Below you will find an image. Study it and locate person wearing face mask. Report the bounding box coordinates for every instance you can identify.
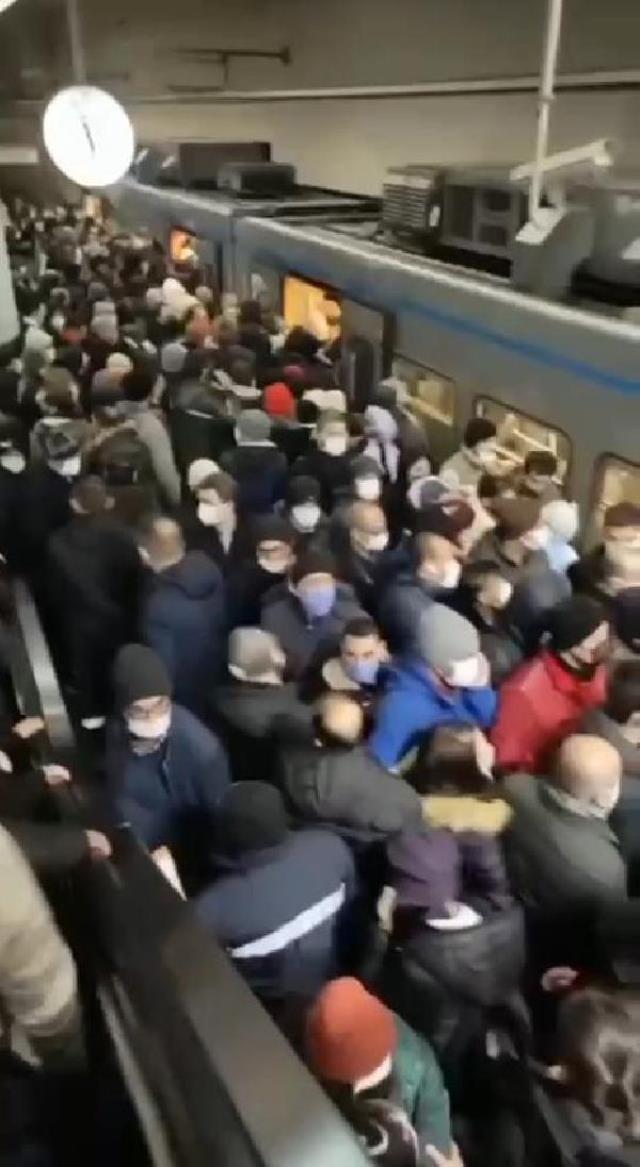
[458,561,522,685]
[0,414,28,570]
[220,408,288,518]
[570,503,640,601]
[542,498,580,576]
[503,736,626,967]
[180,464,246,572]
[492,597,610,774]
[439,419,498,492]
[292,411,355,512]
[23,426,83,578]
[512,450,562,504]
[138,516,227,714]
[278,693,422,841]
[283,476,330,552]
[302,616,390,710]
[369,604,497,771]
[261,549,365,682]
[329,455,388,550]
[336,501,410,618]
[106,644,230,891]
[212,628,313,782]
[470,496,551,586]
[226,514,298,628]
[378,528,464,655]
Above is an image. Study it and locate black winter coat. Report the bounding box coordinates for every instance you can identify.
[261,582,365,681]
[211,679,313,782]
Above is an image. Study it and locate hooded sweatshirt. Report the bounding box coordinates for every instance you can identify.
[369,659,498,769]
[142,552,227,714]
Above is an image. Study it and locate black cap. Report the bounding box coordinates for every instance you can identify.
[549,596,607,653]
[112,644,172,711]
[291,549,336,584]
[215,782,288,855]
[251,514,296,547]
[287,476,321,506]
[351,454,383,482]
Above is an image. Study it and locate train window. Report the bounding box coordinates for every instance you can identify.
[475,397,570,479]
[283,276,341,342]
[392,357,456,426]
[170,229,198,265]
[592,455,640,525]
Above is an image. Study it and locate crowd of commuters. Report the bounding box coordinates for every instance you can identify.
[2,199,640,1166]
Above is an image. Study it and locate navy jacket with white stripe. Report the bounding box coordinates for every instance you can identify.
[195,828,358,1001]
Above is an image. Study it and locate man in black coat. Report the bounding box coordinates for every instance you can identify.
[212,627,313,781]
[48,476,142,727]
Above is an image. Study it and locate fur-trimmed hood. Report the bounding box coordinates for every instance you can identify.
[422,795,512,835]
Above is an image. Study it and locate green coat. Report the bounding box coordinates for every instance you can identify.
[394,1016,451,1155]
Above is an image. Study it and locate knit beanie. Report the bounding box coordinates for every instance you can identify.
[112,644,172,712]
[305,978,397,1087]
[236,409,271,443]
[161,341,188,375]
[493,497,542,539]
[92,316,119,346]
[263,381,296,419]
[228,628,282,680]
[387,829,459,918]
[291,549,336,585]
[216,782,288,855]
[548,596,607,653]
[252,514,295,548]
[416,604,480,672]
[187,458,220,492]
[351,455,383,483]
[416,499,475,542]
[87,280,109,304]
[92,299,117,319]
[464,418,496,450]
[286,476,321,506]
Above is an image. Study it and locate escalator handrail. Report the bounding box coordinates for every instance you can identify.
[10,577,370,1167]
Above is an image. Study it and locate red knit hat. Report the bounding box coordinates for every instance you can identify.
[263,381,296,419]
[305,978,397,1086]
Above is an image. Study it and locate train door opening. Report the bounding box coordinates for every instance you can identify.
[170,228,222,296]
[340,299,392,411]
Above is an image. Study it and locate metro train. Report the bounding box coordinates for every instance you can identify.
[109,175,640,542]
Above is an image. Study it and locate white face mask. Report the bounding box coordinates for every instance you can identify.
[440,560,462,590]
[52,454,81,478]
[522,525,549,551]
[51,313,65,332]
[0,451,25,475]
[257,556,290,575]
[493,578,513,608]
[126,711,171,741]
[198,501,225,527]
[291,503,321,532]
[366,531,390,553]
[355,477,381,501]
[321,435,347,457]
[473,441,497,467]
[445,655,481,688]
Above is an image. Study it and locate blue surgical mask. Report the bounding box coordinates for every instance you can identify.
[298,583,336,620]
[344,657,380,686]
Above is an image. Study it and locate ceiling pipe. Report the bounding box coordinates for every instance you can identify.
[529,0,564,221]
[65,0,86,85]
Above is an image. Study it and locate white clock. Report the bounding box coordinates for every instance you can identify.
[0,0,20,13]
[43,85,135,188]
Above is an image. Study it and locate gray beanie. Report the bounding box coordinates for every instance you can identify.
[161,341,188,375]
[416,604,480,671]
[23,326,52,354]
[228,628,282,680]
[92,299,117,319]
[92,315,119,345]
[236,409,271,444]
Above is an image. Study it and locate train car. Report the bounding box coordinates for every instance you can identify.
[107,177,640,543]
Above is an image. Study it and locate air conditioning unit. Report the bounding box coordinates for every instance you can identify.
[217,161,296,197]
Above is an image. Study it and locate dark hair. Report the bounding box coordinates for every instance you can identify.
[412,723,492,796]
[524,450,557,477]
[477,472,502,501]
[332,1091,418,1167]
[70,475,110,515]
[122,368,154,403]
[229,356,256,386]
[238,299,263,326]
[342,616,379,641]
[285,327,320,361]
[297,399,319,425]
[558,989,640,1140]
[204,471,236,504]
[462,559,507,593]
[463,418,496,449]
[606,660,640,724]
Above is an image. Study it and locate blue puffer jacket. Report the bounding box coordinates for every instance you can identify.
[195,828,358,1001]
[106,704,230,868]
[369,658,498,769]
[142,552,227,714]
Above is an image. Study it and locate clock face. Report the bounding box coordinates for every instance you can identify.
[43,86,135,188]
[0,0,20,13]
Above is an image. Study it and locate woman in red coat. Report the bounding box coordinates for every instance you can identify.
[492,597,609,774]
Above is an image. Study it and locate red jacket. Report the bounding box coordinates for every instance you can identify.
[491,650,607,774]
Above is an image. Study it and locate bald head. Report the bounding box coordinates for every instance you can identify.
[140,516,185,571]
[555,734,622,814]
[348,501,388,556]
[318,694,364,747]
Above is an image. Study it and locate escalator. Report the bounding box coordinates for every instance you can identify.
[8,577,369,1167]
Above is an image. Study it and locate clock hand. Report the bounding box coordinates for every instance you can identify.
[80,116,95,153]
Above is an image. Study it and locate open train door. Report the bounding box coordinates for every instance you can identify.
[340,300,393,412]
